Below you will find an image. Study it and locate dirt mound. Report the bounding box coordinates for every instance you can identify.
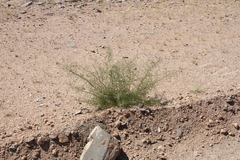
[1,90,239,159]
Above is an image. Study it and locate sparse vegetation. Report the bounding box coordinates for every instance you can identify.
[63,48,161,110]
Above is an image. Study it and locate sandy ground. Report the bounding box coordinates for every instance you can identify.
[0,0,240,159]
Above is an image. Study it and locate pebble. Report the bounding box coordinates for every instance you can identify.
[232,123,239,130]
[21,156,27,160]
[229,132,235,136]
[114,120,123,129]
[39,104,44,107]
[220,129,228,135]
[20,1,32,7]
[158,145,166,152]
[20,11,27,14]
[36,99,42,102]
[49,134,58,140]
[37,136,49,145]
[66,44,75,47]
[176,129,183,138]
[52,149,58,156]
[142,138,151,144]
[9,146,17,152]
[226,99,235,106]
[207,119,216,127]
[55,103,61,106]
[112,130,120,140]
[25,136,35,144]
[64,130,71,137]
[75,110,82,115]
[58,133,69,143]
[218,116,224,120]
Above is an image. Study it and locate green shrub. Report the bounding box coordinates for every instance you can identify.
[64,48,161,110]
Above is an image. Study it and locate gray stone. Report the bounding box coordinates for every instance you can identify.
[36,99,42,102]
[9,146,17,152]
[80,126,121,160]
[20,1,32,7]
[55,103,61,106]
[20,11,27,14]
[176,129,183,138]
[67,43,76,47]
[75,110,82,115]
[39,104,44,107]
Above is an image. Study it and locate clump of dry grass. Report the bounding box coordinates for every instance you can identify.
[64,48,161,110]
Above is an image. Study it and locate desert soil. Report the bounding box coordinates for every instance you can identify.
[0,0,240,159]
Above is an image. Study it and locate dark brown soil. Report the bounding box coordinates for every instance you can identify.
[1,89,240,160]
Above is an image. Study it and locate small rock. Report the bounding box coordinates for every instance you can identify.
[114,120,121,128]
[40,113,44,117]
[229,132,235,136]
[58,116,64,120]
[112,130,120,140]
[55,103,61,106]
[207,119,216,127]
[159,99,169,105]
[158,145,166,152]
[63,147,68,152]
[39,104,44,107]
[142,138,151,144]
[143,127,151,133]
[25,136,35,144]
[36,99,42,102]
[21,156,27,160]
[52,149,58,156]
[163,123,169,132]
[20,1,32,7]
[218,116,224,120]
[9,146,17,152]
[20,11,27,14]
[64,130,71,137]
[58,134,69,143]
[32,150,40,158]
[49,144,55,151]
[156,135,164,141]
[37,136,49,145]
[80,126,121,160]
[66,44,75,47]
[75,110,82,115]
[176,129,183,138]
[49,134,58,140]
[226,99,235,106]
[27,126,32,129]
[220,129,228,135]
[232,123,239,130]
